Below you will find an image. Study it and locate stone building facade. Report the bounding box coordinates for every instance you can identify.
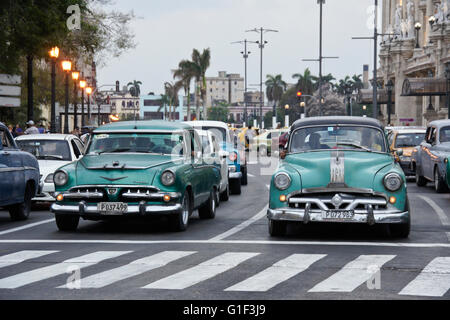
[380,0,450,126]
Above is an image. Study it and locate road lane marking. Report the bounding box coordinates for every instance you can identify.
[0,250,58,269]
[209,205,268,241]
[418,195,450,226]
[1,239,450,248]
[66,251,196,289]
[247,173,256,178]
[0,251,130,289]
[308,255,396,293]
[0,218,55,236]
[143,252,259,290]
[225,254,326,292]
[399,257,450,297]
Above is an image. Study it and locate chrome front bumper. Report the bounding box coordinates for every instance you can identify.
[33,182,55,202]
[51,201,183,217]
[229,172,242,179]
[267,208,410,225]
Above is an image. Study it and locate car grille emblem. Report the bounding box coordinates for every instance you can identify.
[107,188,118,195]
[331,194,343,208]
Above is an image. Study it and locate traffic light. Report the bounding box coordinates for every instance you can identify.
[297,91,302,98]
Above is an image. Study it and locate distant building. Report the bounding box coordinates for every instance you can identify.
[200,71,245,107]
[140,94,192,121]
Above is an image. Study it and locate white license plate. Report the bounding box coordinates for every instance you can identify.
[97,202,128,215]
[322,210,354,221]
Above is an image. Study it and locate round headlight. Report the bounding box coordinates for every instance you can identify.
[161,170,176,186]
[274,172,291,190]
[384,173,403,192]
[53,171,68,186]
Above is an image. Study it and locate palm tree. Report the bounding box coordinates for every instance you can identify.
[164,81,182,121]
[190,48,211,120]
[173,60,195,121]
[351,74,364,91]
[127,80,142,97]
[265,74,287,124]
[292,68,317,95]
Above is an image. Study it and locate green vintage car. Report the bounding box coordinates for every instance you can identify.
[50,121,221,232]
[267,117,410,238]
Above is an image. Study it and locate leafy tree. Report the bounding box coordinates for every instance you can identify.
[207,103,228,122]
[127,80,142,97]
[164,81,181,121]
[190,48,211,120]
[173,60,195,121]
[292,68,317,95]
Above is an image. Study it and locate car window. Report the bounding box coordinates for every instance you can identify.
[71,140,81,159]
[16,140,71,161]
[74,139,85,154]
[429,127,437,144]
[395,133,426,148]
[290,126,386,153]
[439,126,450,143]
[0,129,14,148]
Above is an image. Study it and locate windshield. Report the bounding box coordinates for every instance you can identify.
[86,132,185,155]
[17,140,71,161]
[289,126,387,153]
[440,126,450,143]
[395,132,425,148]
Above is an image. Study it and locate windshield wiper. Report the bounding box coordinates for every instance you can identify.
[336,143,372,152]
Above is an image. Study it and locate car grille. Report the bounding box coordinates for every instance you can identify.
[118,187,160,202]
[288,192,388,211]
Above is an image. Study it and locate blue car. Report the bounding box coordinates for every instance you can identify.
[185,121,248,195]
[0,122,41,220]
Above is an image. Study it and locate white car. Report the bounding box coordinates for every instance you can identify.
[15,134,85,202]
[196,129,229,201]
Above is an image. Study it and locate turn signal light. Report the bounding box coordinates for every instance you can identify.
[279,195,287,202]
[389,196,396,204]
[163,195,171,202]
[56,194,64,201]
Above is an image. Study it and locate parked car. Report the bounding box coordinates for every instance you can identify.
[196,129,229,201]
[0,122,40,220]
[267,116,410,238]
[185,121,247,194]
[387,127,426,176]
[50,121,221,232]
[411,119,450,193]
[252,129,288,156]
[15,134,85,202]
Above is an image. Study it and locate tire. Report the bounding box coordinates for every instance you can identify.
[415,166,427,187]
[241,166,248,186]
[199,188,217,219]
[229,178,241,195]
[268,219,287,237]
[220,183,229,202]
[389,221,410,238]
[169,191,190,232]
[434,167,448,193]
[9,184,33,221]
[55,214,80,231]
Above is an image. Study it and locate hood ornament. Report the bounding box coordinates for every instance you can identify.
[331,194,343,208]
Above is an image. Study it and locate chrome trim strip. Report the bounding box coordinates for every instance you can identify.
[68,185,161,192]
[63,192,104,199]
[51,203,182,215]
[229,172,243,179]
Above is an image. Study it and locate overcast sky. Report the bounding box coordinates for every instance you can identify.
[97,0,380,95]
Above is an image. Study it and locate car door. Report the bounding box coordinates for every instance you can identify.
[0,127,24,203]
[70,138,82,161]
[188,130,206,206]
[74,138,85,157]
[212,133,228,192]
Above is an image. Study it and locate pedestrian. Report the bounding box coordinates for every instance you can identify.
[38,123,46,134]
[14,124,23,136]
[72,126,80,137]
[8,124,14,136]
[24,120,40,135]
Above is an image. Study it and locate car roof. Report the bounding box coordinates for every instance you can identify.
[395,129,426,134]
[184,120,229,130]
[429,119,450,128]
[15,134,75,141]
[94,120,192,132]
[291,116,384,131]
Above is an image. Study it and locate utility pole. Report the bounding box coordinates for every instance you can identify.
[246,27,278,128]
[303,0,338,116]
[232,39,257,127]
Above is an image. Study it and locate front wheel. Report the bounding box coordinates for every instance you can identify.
[55,214,80,231]
[389,222,410,238]
[169,191,190,232]
[220,183,229,202]
[9,184,32,221]
[268,219,287,237]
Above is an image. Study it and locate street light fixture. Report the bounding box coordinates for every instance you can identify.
[386,79,394,125]
[86,86,93,124]
[415,22,422,48]
[429,16,436,26]
[61,60,72,134]
[71,71,80,130]
[48,46,59,133]
[79,80,86,127]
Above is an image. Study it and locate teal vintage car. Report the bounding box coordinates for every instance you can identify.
[50,121,221,232]
[267,117,410,238]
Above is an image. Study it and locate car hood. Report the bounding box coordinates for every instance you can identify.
[285,150,393,190]
[38,160,71,179]
[74,154,182,186]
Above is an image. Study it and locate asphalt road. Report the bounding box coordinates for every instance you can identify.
[0,158,449,300]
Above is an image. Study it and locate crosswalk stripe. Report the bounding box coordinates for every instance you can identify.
[143,252,259,290]
[66,251,196,289]
[308,255,396,293]
[399,257,450,297]
[0,250,58,269]
[225,254,326,292]
[0,251,131,289]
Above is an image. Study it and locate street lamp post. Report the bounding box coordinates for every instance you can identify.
[345,87,353,116]
[86,87,92,125]
[386,79,393,125]
[415,23,422,48]
[49,47,59,133]
[427,70,434,111]
[284,104,290,127]
[71,71,80,130]
[61,60,72,134]
[446,63,450,119]
[79,80,86,127]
